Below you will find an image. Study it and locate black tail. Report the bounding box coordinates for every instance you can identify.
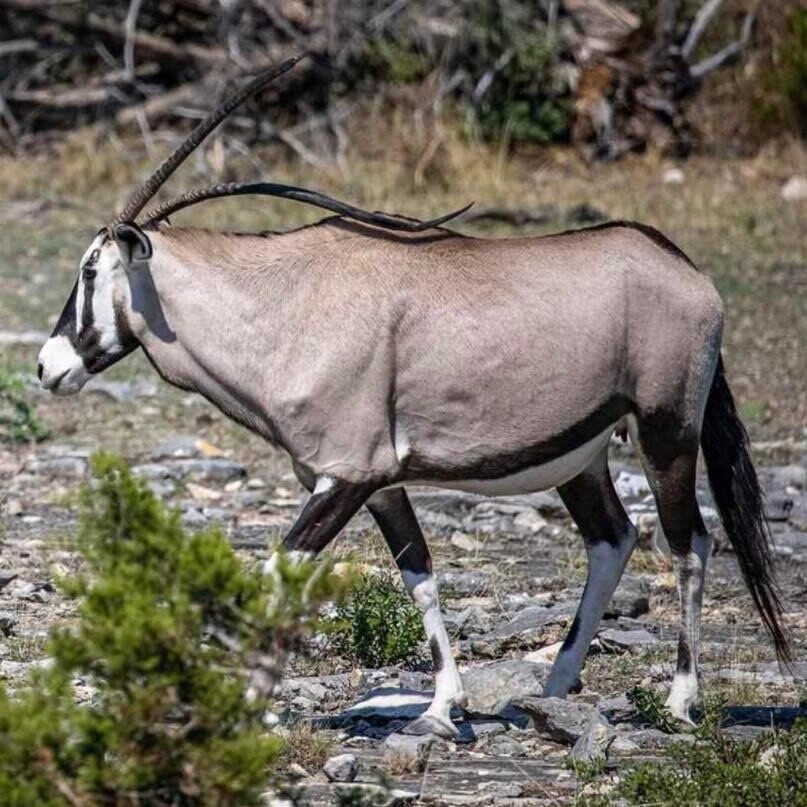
[700,356,790,663]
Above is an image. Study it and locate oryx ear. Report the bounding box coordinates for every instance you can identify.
[112,223,153,266]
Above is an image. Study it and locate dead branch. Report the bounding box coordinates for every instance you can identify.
[690,4,756,79]
[115,82,203,126]
[681,0,725,60]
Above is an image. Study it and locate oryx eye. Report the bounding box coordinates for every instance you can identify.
[83,267,97,280]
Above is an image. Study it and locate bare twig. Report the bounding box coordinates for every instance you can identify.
[690,4,756,79]
[682,0,725,60]
[123,0,145,80]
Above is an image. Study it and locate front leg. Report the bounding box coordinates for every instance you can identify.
[367,487,467,739]
[263,476,377,574]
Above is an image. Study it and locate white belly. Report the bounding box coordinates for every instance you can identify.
[407,423,615,496]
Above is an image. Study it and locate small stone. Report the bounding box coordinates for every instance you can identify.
[524,641,563,664]
[322,753,358,782]
[3,499,23,517]
[0,611,18,636]
[383,732,440,773]
[571,713,613,763]
[662,167,685,185]
[513,696,598,744]
[477,733,527,757]
[287,762,311,780]
[450,531,482,552]
[0,571,18,591]
[513,509,548,533]
[781,175,807,202]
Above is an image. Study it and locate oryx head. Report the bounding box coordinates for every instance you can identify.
[38,52,468,395]
[38,54,306,395]
[37,224,152,394]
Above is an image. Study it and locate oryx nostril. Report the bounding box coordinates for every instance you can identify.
[37,362,44,381]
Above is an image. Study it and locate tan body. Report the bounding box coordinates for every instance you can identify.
[134,220,722,490]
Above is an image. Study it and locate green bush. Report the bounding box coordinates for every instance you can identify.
[0,368,47,443]
[764,7,807,138]
[332,570,423,668]
[579,691,807,807]
[0,453,341,806]
[626,685,679,734]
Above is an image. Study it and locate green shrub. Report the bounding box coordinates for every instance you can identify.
[332,570,423,668]
[0,368,48,443]
[608,719,807,806]
[769,8,807,137]
[0,453,341,806]
[626,685,679,734]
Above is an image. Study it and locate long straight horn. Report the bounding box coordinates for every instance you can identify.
[113,53,307,226]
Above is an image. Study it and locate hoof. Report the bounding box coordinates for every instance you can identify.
[402,713,458,739]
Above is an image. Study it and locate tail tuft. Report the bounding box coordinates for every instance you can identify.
[700,357,791,664]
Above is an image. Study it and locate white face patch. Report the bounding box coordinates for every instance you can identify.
[76,236,124,354]
[37,334,90,395]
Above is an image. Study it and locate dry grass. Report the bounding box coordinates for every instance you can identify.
[277,720,334,776]
[0,120,804,439]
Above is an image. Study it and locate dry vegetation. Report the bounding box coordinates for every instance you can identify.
[1,114,803,440]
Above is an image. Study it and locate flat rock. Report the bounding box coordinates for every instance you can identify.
[468,603,575,657]
[148,436,225,461]
[571,713,613,763]
[624,729,694,749]
[25,456,88,478]
[513,696,599,744]
[598,628,658,652]
[132,458,246,483]
[462,659,548,716]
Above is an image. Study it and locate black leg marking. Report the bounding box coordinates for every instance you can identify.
[282,479,377,555]
[429,636,444,673]
[561,615,581,651]
[543,449,637,698]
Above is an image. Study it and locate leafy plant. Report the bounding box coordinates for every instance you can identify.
[0,368,48,443]
[331,570,423,668]
[0,453,342,805]
[605,719,807,806]
[627,685,680,734]
[758,7,807,138]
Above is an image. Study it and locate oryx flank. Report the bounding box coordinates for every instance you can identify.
[39,54,789,738]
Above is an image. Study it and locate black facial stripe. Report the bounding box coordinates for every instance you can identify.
[50,280,79,343]
[81,266,95,331]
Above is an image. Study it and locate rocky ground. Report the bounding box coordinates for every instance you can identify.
[1,340,806,805]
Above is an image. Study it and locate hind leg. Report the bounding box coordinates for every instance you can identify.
[637,423,712,723]
[544,449,638,697]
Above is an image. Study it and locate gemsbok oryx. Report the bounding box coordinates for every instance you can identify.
[38,54,789,738]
